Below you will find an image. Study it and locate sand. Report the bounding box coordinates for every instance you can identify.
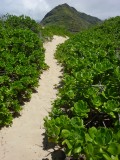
[0,36,67,160]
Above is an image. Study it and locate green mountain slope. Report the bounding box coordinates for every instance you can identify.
[40,3,101,33]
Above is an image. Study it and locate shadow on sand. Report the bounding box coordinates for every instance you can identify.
[42,132,66,160]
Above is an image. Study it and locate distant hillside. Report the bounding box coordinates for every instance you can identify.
[40,3,102,33]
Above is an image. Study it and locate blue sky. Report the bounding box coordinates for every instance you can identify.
[0,0,120,20]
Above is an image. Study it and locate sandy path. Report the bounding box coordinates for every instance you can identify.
[0,36,67,160]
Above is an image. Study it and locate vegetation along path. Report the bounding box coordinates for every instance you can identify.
[0,36,67,160]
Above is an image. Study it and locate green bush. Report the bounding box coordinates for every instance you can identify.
[0,15,46,126]
[44,16,120,159]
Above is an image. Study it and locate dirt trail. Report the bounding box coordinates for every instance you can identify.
[0,36,67,160]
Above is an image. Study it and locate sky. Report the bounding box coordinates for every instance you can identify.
[0,0,120,21]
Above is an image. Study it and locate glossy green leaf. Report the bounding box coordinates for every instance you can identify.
[72,100,90,117]
[108,143,120,155]
[61,129,71,138]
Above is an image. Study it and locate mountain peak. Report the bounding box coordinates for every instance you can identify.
[60,3,69,6]
[40,4,101,33]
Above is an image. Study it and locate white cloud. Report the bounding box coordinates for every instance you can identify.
[0,0,120,20]
[23,0,38,10]
[22,0,50,11]
[0,0,51,20]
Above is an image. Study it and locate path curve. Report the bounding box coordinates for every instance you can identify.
[0,36,67,160]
